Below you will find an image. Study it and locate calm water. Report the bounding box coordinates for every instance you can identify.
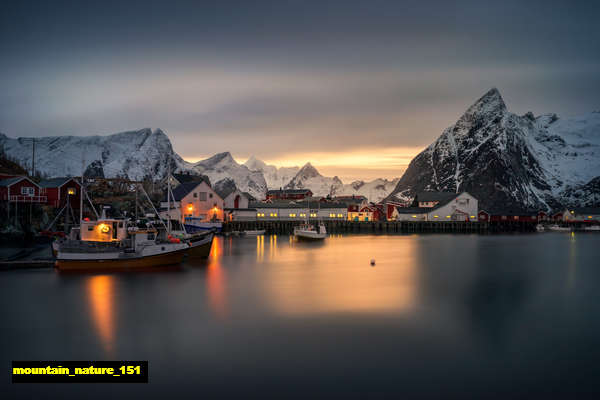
[2,233,600,398]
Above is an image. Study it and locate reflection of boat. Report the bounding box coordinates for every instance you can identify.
[548,224,571,232]
[243,230,265,236]
[536,224,545,232]
[183,217,222,233]
[294,223,327,240]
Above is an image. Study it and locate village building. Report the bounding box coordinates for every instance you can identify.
[391,192,478,221]
[552,207,600,222]
[266,188,313,201]
[0,174,45,204]
[160,178,225,223]
[478,208,543,223]
[227,200,348,221]
[170,172,211,188]
[39,177,82,209]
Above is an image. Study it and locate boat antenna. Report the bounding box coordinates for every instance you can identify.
[138,183,169,232]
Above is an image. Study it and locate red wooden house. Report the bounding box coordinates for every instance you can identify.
[266,189,313,201]
[0,174,45,204]
[39,177,82,209]
[478,209,541,222]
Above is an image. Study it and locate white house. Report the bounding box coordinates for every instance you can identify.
[391,192,478,221]
[160,178,225,223]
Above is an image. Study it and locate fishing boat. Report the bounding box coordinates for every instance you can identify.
[170,230,214,258]
[55,220,189,270]
[294,222,327,240]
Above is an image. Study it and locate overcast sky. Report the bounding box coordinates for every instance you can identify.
[1,0,599,181]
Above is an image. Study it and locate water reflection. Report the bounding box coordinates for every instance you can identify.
[86,275,115,356]
[206,238,228,319]
[263,235,417,315]
[567,232,577,290]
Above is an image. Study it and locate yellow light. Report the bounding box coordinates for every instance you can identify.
[570,210,574,214]
[187,203,193,212]
[67,188,76,195]
[470,215,475,218]
[99,224,110,233]
[412,215,417,218]
[589,216,592,219]
[446,216,450,218]
[434,215,438,218]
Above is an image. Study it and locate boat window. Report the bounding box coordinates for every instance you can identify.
[118,222,123,228]
[88,226,94,231]
[148,233,155,240]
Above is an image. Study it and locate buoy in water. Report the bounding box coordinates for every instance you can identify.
[370,259,376,266]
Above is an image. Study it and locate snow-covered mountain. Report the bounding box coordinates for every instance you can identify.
[0,128,188,180]
[388,88,600,210]
[243,156,299,189]
[285,162,344,197]
[339,178,400,203]
[190,152,267,200]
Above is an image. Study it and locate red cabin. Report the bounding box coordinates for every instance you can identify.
[39,177,82,209]
[266,189,313,201]
[0,174,45,203]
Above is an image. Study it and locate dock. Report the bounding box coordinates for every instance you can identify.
[223,220,536,234]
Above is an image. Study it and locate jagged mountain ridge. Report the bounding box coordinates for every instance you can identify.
[0,128,188,181]
[285,162,344,197]
[243,156,299,189]
[388,88,600,210]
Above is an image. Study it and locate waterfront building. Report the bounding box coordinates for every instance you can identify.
[228,200,348,221]
[478,209,542,222]
[0,174,45,204]
[266,188,313,201]
[160,178,225,222]
[552,207,600,222]
[39,177,82,209]
[391,192,478,221]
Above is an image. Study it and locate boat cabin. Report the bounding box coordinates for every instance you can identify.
[80,219,128,242]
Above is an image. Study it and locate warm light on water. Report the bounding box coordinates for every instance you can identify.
[86,275,115,357]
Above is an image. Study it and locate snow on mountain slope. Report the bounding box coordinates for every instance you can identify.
[285,162,344,197]
[243,156,299,189]
[388,88,600,210]
[0,128,189,180]
[191,152,267,200]
[338,178,400,203]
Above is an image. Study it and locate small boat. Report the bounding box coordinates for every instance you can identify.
[243,229,265,236]
[583,225,600,232]
[183,217,222,233]
[536,224,545,232]
[294,222,327,241]
[548,224,571,232]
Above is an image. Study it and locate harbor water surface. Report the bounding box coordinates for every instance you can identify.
[1,233,600,398]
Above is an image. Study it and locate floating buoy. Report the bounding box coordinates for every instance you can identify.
[370,259,376,266]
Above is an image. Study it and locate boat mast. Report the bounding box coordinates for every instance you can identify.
[79,155,84,224]
[167,154,171,233]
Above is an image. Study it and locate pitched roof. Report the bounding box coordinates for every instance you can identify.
[39,177,79,188]
[266,188,312,195]
[414,191,459,204]
[169,181,205,201]
[242,191,256,202]
[249,200,347,209]
[172,173,210,186]
[0,177,26,187]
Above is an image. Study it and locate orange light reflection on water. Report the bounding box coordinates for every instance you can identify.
[206,237,228,319]
[263,235,418,316]
[87,275,115,356]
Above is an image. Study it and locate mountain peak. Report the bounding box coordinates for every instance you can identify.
[298,162,320,177]
[465,87,507,116]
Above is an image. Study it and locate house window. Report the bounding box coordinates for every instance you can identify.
[193,193,197,198]
[199,192,207,201]
[209,193,213,198]
[21,187,35,196]
[67,187,76,195]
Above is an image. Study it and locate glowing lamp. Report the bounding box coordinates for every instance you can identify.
[99,224,110,233]
[187,204,194,212]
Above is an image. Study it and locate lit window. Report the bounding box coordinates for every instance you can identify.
[337,214,343,218]
[589,216,593,219]
[446,216,451,218]
[289,213,296,217]
[434,215,438,218]
[470,215,475,218]
[21,187,35,196]
[67,187,76,195]
[412,215,417,218]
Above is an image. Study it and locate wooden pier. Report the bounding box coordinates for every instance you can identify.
[223,220,536,234]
